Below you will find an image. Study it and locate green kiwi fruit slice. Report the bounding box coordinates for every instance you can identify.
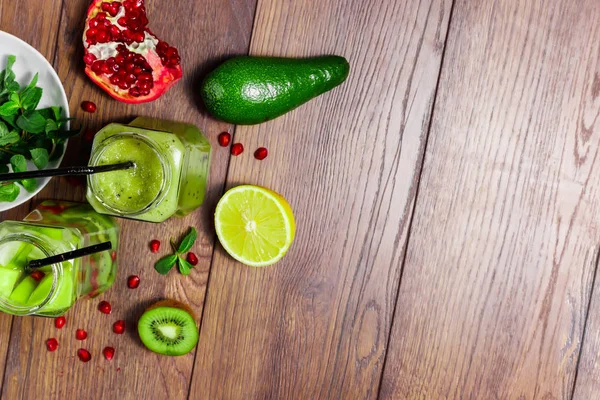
[138,300,199,356]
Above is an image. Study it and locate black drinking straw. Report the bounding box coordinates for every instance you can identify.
[0,162,135,182]
[27,241,112,269]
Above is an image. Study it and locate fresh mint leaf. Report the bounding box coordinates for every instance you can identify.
[5,55,16,72]
[17,110,46,134]
[26,73,38,90]
[0,122,19,146]
[1,114,17,128]
[20,86,43,110]
[177,227,197,254]
[45,119,59,134]
[155,254,178,275]
[0,101,19,117]
[177,255,193,275]
[9,154,27,172]
[51,106,61,120]
[0,183,20,202]
[30,148,49,169]
[20,178,37,193]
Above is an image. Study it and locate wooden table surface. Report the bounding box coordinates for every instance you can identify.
[1,0,600,398]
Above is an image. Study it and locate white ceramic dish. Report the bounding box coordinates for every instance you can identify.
[0,30,69,213]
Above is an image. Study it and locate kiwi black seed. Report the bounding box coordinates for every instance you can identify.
[138,303,199,356]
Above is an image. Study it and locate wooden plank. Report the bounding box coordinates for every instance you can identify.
[0,0,256,399]
[0,0,64,391]
[379,1,600,398]
[189,0,452,398]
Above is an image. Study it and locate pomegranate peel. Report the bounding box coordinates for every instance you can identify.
[83,0,182,103]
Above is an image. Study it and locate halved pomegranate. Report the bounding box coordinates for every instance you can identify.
[83,0,182,103]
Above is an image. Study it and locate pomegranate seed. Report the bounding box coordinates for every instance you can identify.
[89,19,99,28]
[101,2,110,11]
[46,338,58,352]
[110,63,121,73]
[150,239,160,253]
[118,80,131,90]
[96,12,106,20]
[157,41,168,54]
[113,320,125,334]
[127,275,140,289]
[98,300,112,314]
[133,32,145,42]
[97,30,109,43]
[231,143,244,156]
[54,316,66,329]
[254,147,268,160]
[129,87,141,97]
[118,17,128,26]
[111,251,117,261]
[110,75,121,85]
[218,132,231,147]
[103,347,115,361]
[77,349,91,362]
[84,130,95,141]
[91,60,103,73]
[76,329,88,340]
[169,55,181,66]
[115,54,125,65]
[83,53,96,65]
[81,101,97,113]
[187,252,199,266]
[87,28,98,38]
[30,270,45,282]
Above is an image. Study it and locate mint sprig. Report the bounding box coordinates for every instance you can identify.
[0,55,81,202]
[154,227,198,275]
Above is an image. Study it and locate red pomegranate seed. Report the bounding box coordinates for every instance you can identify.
[81,101,97,113]
[127,275,140,289]
[76,329,88,340]
[231,143,244,156]
[187,252,199,266]
[218,132,231,147]
[46,338,58,352]
[254,147,268,160]
[103,346,115,361]
[150,239,160,253]
[83,53,97,65]
[98,300,112,314]
[30,270,45,282]
[111,251,117,261]
[54,316,66,329]
[84,129,95,141]
[77,348,91,362]
[113,320,125,334]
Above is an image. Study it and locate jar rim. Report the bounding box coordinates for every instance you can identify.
[87,132,171,216]
[0,233,62,316]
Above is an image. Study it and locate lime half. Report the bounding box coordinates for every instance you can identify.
[215,185,295,267]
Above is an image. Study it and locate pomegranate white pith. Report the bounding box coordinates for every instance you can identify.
[83,0,182,103]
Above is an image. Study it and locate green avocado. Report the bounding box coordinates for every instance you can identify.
[201,56,350,125]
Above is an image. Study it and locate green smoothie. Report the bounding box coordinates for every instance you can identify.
[0,201,119,317]
[92,135,164,213]
[87,119,211,222]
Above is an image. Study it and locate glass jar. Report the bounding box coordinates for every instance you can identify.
[86,118,211,223]
[0,201,118,317]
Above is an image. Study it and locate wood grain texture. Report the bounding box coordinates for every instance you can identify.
[189,0,451,398]
[570,16,600,396]
[0,0,256,398]
[379,0,600,398]
[0,0,64,389]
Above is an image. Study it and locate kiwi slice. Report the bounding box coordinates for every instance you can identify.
[138,300,199,356]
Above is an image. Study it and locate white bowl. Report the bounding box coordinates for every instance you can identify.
[0,31,69,213]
